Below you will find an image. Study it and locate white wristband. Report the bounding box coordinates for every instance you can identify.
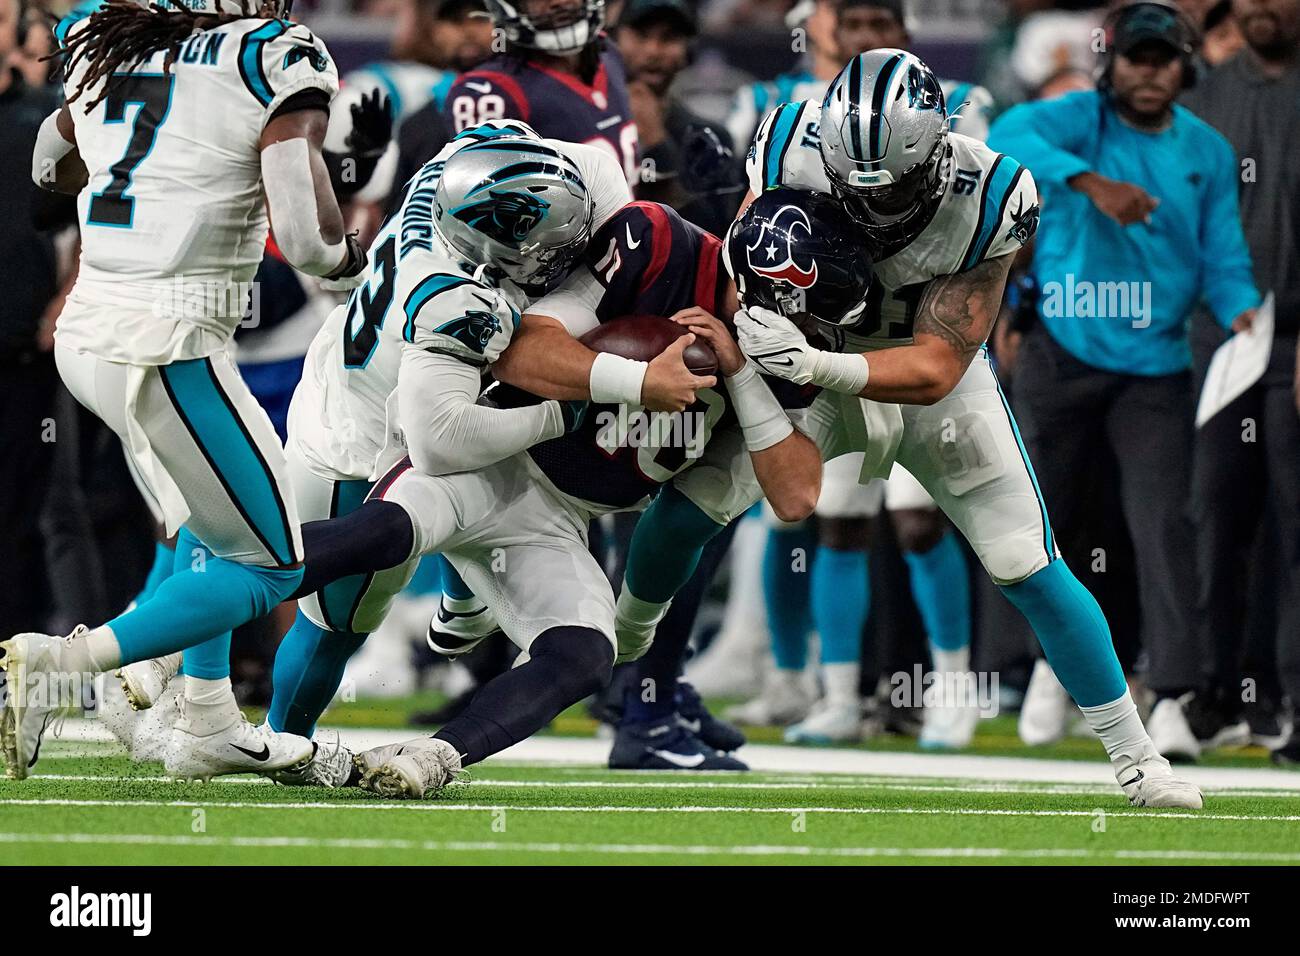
[809,349,870,395]
[589,352,649,406]
[726,360,795,452]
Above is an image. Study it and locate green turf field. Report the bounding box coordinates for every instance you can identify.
[4,741,1299,865]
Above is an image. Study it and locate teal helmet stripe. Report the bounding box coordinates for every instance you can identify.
[869,52,907,166]
[846,55,864,161]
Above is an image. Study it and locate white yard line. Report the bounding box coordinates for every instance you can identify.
[1,831,1297,862]
[4,796,1298,822]
[47,719,1300,792]
[27,772,1300,799]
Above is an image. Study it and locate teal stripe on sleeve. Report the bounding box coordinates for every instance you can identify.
[962,155,1021,271]
[402,275,475,342]
[239,20,289,108]
[763,103,800,189]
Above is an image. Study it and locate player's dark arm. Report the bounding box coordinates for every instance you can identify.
[31,104,88,195]
[677,308,821,521]
[259,105,365,279]
[495,313,715,413]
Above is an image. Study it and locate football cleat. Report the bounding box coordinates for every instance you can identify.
[0,629,86,780]
[919,678,980,750]
[675,680,746,753]
[1148,695,1201,762]
[724,673,812,727]
[164,702,314,782]
[1018,658,1072,746]
[1270,730,1300,767]
[130,680,181,763]
[784,699,862,745]
[609,717,748,771]
[426,596,501,659]
[358,737,464,798]
[1115,745,1204,809]
[269,730,357,788]
[119,652,183,711]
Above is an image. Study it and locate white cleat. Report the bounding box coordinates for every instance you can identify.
[1148,694,1201,762]
[784,699,862,744]
[269,730,356,788]
[1018,659,1073,746]
[358,737,463,799]
[164,703,314,782]
[426,597,501,658]
[725,674,813,727]
[0,629,85,780]
[920,694,980,750]
[130,680,181,763]
[119,652,183,711]
[1115,745,1204,809]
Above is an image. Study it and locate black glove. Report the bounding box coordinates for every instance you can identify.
[346,89,393,159]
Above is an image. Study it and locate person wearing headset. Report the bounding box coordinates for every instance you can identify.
[987,1,1260,755]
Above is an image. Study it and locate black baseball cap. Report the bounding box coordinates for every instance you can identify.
[618,0,698,36]
[1111,2,1196,58]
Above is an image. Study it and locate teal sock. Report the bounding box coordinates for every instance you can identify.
[624,486,725,603]
[903,531,971,653]
[108,546,303,667]
[438,556,476,601]
[999,560,1126,707]
[268,610,367,735]
[762,525,814,671]
[132,540,178,607]
[170,528,230,679]
[811,546,869,665]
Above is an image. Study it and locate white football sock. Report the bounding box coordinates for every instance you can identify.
[930,646,970,677]
[822,663,861,707]
[180,676,238,735]
[58,625,122,674]
[1079,690,1152,764]
[443,593,486,615]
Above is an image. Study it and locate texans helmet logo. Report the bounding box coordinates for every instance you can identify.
[451,190,549,247]
[435,310,502,355]
[746,204,819,289]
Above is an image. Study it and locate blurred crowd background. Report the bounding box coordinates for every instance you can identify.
[2,0,1296,763]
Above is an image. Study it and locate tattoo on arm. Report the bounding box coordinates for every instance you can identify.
[912,253,1014,367]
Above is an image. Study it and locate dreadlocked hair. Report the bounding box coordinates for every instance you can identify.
[56,0,256,111]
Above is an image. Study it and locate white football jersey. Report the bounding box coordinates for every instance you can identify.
[57,17,339,364]
[289,126,633,482]
[746,99,1038,350]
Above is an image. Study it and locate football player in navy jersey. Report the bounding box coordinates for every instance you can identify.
[444,0,639,182]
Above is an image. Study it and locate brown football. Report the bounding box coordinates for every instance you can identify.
[579,314,718,376]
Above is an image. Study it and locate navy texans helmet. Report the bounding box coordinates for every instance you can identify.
[724,187,873,327]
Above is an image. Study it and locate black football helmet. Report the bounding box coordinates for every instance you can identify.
[724,187,873,327]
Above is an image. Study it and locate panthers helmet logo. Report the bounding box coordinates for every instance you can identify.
[451,190,550,247]
[435,310,502,355]
[746,204,818,289]
[906,65,945,113]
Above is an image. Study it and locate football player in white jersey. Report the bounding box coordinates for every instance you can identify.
[721,50,1202,808]
[3,0,367,782]
[243,125,717,785]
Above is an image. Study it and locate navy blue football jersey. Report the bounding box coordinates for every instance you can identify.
[524,202,816,510]
[444,46,638,185]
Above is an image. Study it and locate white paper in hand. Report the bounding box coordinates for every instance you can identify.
[1195,292,1274,428]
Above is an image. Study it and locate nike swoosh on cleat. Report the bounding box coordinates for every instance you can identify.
[230,742,272,762]
[28,713,54,768]
[678,718,701,734]
[650,749,705,768]
[1120,769,1144,788]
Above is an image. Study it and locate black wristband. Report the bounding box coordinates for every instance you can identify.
[326,233,367,280]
